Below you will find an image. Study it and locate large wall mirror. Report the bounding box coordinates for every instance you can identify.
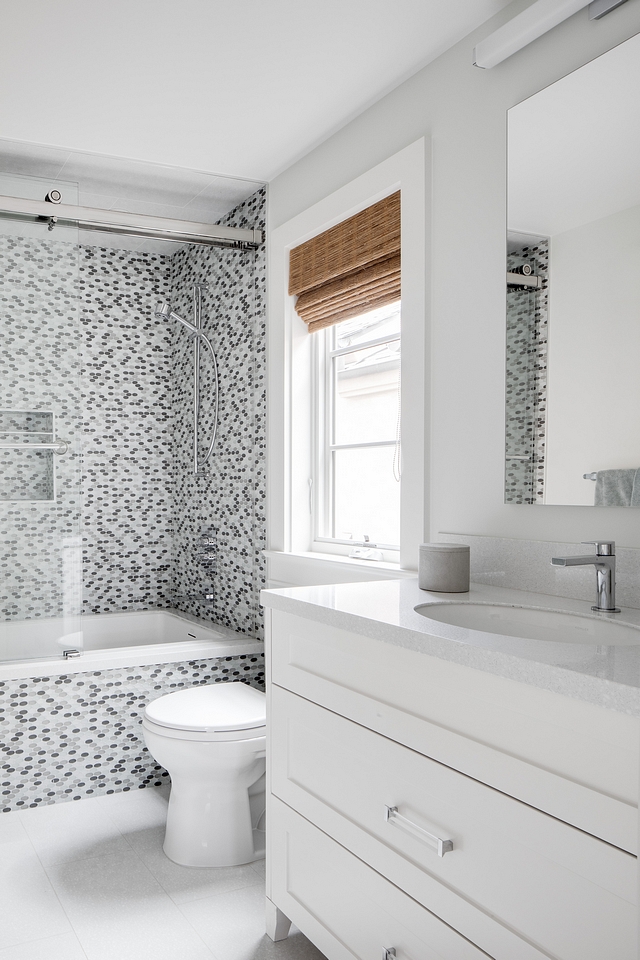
[506,32,640,507]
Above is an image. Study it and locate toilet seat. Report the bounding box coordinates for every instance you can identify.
[143,681,266,742]
[142,714,266,743]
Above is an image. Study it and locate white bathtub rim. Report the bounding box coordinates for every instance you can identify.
[0,636,264,681]
[2,607,244,643]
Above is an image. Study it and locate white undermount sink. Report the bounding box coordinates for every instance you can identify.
[414,602,640,645]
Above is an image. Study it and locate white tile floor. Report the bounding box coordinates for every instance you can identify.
[0,786,326,960]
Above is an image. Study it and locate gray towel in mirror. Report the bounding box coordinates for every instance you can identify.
[594,468,639,506]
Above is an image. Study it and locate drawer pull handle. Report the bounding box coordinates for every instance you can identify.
[384,805,453,857]
[383,950,396,960]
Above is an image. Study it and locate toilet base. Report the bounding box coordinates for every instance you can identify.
[164,826,265,868]
[161,764,266,868]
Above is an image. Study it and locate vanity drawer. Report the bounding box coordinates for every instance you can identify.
[269,796,490,960]
[270,685,637,960]
[268,609,638,852]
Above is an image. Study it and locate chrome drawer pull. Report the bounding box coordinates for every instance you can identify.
[383,949,396,960]
[384,805,453,857]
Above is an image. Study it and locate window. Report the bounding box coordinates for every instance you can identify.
[268,139,426,574]
[313,300,401,556]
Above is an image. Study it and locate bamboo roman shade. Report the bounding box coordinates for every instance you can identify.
[289,191,400,333]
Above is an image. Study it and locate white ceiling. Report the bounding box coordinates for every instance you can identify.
[508,31,640,238]
[0,0,512,182]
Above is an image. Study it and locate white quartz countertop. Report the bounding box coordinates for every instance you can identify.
[261,579,640,717]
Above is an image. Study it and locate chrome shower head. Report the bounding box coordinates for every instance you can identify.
[154,301,172,321]
[154,300,198,334]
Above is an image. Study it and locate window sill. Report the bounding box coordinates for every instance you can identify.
[264,549,416,589]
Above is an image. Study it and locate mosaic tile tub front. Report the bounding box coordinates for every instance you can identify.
[0,653,265,812]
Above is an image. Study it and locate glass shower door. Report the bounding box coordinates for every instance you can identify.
[0,173,84,661]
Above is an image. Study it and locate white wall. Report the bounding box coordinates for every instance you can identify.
[545,202,640,505]
[269,0,640,548]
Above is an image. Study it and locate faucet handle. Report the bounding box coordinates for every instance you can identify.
[582,540,615,556]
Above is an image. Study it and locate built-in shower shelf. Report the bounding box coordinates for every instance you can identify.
[0,410,59,502]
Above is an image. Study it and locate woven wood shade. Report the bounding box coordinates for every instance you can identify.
[289,191,400,333]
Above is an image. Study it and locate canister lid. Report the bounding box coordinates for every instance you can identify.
[144,682,266,733]
[419,542,470,551]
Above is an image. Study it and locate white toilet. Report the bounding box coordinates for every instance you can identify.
[142,681,266,868]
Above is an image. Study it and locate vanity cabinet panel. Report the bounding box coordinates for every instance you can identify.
[269,796,492,960]
[271,684,637,960]
[270,610,638,852]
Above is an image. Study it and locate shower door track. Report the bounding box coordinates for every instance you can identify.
[0,195,263,249]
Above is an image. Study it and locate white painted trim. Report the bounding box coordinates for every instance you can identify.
[268,139,428,573]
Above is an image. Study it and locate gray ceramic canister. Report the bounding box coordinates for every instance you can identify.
[419,543,470,592]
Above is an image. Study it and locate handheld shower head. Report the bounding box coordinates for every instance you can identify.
[154,301,172,321]
[154,300,198,334]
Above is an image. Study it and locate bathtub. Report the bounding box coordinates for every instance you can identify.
[0,609,265,810]
[0,608,263,680]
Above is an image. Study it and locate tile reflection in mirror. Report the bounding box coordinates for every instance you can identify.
[506,32,640,505]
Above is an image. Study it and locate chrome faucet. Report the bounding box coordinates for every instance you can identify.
[551,541,620,613]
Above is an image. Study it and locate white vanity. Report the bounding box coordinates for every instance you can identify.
[262,578,639,960]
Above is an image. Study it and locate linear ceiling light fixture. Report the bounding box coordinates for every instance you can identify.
[473,0,629,69]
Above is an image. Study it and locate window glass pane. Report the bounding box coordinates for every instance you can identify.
[333,445,400,547]
[334,301,400,351]
[333,344,399,445]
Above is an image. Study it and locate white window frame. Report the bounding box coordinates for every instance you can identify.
[313,305,402,558]
[268,139,428,573]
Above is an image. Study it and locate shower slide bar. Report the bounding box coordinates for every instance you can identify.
[155,283,219,475]
[0,194,263,249]
[0,439,69,454]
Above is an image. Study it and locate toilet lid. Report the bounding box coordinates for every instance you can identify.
[144,682,266,733]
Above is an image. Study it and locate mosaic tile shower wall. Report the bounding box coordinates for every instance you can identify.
[0,653,265,812]
[0,237,173,621]
[1,187,266,630]
[0,236,84,621]
[169,189,266,638]
[505,240,549,504]
[78,246,173,614]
